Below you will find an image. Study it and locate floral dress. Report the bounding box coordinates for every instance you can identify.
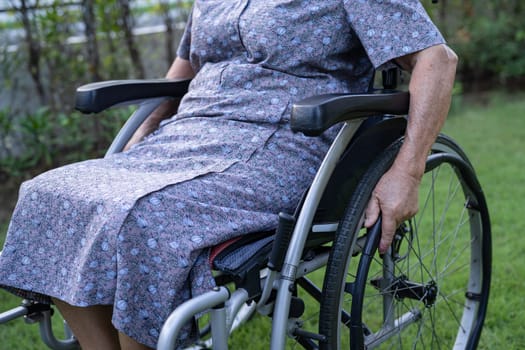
[0,0,444,347]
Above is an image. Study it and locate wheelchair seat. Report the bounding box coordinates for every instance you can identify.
[207,111,408,301]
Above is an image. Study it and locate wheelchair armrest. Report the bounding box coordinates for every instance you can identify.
[75,78,191,114]
[290,90,409,136]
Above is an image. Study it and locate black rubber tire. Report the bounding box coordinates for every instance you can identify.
[319,135,491,350]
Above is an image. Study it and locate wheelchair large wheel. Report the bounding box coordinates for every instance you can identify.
[319,135,491,349]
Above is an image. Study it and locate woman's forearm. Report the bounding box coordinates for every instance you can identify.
[394,44,458,178]
[124,58,195,150]
[365,44,458,253]
[166,57,195,80]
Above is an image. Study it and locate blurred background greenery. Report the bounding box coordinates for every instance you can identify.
[0,0,192,220]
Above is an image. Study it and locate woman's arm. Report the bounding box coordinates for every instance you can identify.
[364,44,458,253]
[124,57,195,150]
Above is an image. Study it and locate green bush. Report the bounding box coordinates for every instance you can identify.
[455,15,525,84]
[0,1,189,181]
[0,106,131,179]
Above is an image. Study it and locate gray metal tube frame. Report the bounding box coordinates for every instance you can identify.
[105,97,168,156]
[270,120,363,349]
[156,286,252,350]
[156,251,331,350]
[0,303,79,350]
[38,310,80,350]
[0,305,28,324]
[157,287,230,350]
[210,306,228,350]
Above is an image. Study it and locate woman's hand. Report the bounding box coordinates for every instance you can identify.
[364,163,421,254]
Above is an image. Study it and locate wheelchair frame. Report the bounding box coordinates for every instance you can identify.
[0,68,491,350]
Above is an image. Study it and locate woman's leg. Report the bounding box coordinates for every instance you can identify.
[53,298,153,349]
[52,298,120,350]
[118,332,154,350]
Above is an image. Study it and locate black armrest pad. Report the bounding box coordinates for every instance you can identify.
[291,90,409,136]
[75,78,191,114]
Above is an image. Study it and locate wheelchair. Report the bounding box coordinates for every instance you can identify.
[0,68,491,350]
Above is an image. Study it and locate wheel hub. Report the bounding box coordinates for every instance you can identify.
[371,276,439,308]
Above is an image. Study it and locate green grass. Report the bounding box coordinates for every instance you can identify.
[442,93,525,349]
[1,92,525,349]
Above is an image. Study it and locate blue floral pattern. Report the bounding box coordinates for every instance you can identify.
[0,0,444,347]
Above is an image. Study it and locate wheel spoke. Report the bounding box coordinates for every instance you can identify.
[320,137,490,349]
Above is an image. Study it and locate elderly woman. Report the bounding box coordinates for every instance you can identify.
[0,1,457,349]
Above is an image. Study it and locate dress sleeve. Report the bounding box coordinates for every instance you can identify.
[343,0,445,69]
[176,7,193,60]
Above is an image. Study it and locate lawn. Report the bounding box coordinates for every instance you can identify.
[1,92,524,349]
[441,93,525,349]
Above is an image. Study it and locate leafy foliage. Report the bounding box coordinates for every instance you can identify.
[0,105,131,179]
[426,0,525,89]
[0,1,190,182]
[457,15,525,81]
